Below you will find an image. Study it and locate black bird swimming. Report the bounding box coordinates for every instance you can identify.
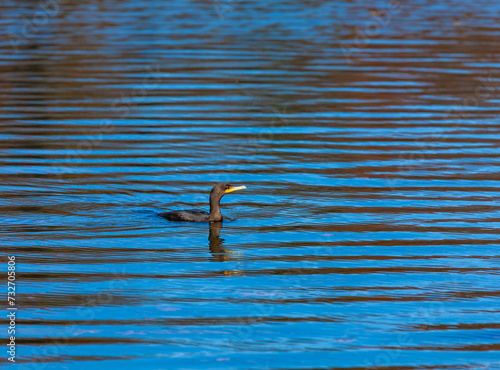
[158,183,246,222]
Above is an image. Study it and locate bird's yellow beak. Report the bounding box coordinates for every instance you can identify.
[225,185,247,194]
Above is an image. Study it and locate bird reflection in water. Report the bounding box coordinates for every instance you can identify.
[208,221,242,264]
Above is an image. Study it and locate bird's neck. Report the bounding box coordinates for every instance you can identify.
[209,195,223,222]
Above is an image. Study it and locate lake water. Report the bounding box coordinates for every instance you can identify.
[2,0,500,369]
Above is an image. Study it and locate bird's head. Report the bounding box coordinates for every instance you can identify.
[210,183,247,200]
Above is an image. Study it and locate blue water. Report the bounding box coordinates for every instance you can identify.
[1,0,500,369]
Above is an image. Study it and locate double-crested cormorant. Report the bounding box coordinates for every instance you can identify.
[158,183,246,222]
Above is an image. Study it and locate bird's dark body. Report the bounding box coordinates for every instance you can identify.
[158,209,211,222]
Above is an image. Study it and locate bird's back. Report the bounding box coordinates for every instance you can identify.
[158,209,210,222]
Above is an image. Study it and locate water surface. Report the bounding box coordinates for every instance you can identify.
[1,0,500,369]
